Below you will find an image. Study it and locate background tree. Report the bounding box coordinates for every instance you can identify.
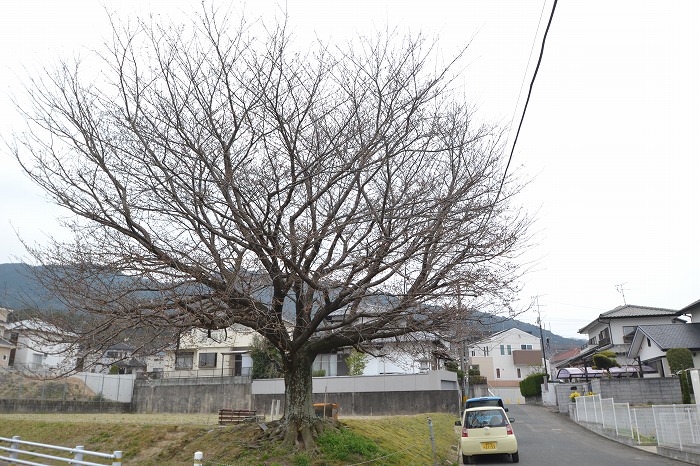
[667,348,694,404]
[250,335,283,379]
[345,349,369,376]
[10,8,529,448]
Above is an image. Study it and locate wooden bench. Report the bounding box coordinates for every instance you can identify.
[218,409,261,425]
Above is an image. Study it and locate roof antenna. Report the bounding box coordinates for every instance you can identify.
[615,283,627,305]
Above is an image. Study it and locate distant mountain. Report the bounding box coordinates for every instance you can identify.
[0,263,66,312]
[0,262,585,349]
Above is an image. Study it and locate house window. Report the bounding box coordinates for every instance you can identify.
[233,354,243,376]
[647,338,651,347]
[483,347,489,356]
[313,354,334,376]
[520,344,532,350]
[500,345,505,355]
[517,368,521,378]
[175,351,194,370]
[199,352,217,368]
[471,350,475,357]
[623,326,637,344]
[507,345,512,355]
[32,353,44,368]
[496,368,501,378]
[105,351,119,359]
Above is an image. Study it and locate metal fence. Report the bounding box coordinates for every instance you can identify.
[0,435,122,466]
[653,404,700,451]
[572,394,700,453]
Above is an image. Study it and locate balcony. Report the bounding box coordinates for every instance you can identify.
[512,350,542,365]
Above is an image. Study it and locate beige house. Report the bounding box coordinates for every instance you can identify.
[467,327,543,404]
[149,324,257,378]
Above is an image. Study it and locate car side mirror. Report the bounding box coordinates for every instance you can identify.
[509,417,515,423]
[504,407,509,412]
[455,420,462,426]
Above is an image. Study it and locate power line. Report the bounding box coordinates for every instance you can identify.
[495,0,558,202]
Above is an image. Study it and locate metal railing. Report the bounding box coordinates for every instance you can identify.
[572,394,700,453]
[0,436,122,466]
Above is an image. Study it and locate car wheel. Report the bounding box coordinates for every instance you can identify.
[462,453,472,464]
[511,451,519,463]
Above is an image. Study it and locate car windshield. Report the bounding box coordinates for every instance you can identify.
[467,399,501,408]
[465,409,506,428]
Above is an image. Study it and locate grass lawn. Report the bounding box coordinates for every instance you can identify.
[0,412,460,465]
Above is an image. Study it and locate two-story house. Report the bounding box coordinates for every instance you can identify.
[155,324,257,378]
[0,307,14,367]
[466,328,544,404]
[625,298,700,377]
[557,304,684,374]
[3,319,78,374]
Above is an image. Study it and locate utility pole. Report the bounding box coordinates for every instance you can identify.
[534,296,549,381]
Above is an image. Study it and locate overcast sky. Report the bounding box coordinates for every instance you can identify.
[0,1,698,338]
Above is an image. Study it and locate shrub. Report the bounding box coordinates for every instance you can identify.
[667,348,694,403]
[519,372,547,397]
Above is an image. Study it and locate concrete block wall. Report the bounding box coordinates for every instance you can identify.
[593,378,682,405]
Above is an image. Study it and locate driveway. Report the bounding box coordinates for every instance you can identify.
[457,403,687,465]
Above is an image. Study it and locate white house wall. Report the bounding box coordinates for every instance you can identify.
[362,348,424,375]
[12,334,76,374]
[467,328,542,383]
[607,317,681,343]
[179,325,257,350]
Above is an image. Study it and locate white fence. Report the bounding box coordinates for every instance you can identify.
[572,394,700,453]
[653,404,700,451]
[0,436,122,465]
[75,372,135,403]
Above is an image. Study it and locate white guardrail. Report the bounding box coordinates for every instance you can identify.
[0,436,122,466]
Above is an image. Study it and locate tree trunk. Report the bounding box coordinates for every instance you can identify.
[282,351,319,449]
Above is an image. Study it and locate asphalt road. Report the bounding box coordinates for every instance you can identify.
[457,404,686,465]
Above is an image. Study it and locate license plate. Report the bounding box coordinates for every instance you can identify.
[481,442,496,450]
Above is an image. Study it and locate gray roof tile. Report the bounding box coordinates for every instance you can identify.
[638,323,700,350]
[600,304,681,319]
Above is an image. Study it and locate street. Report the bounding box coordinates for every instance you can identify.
[457,404,687,465]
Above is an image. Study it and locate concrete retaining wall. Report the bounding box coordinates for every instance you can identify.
[0,399,132,413]
[255,389,460,416]
[133,376,252,413]
[133,371,460,415]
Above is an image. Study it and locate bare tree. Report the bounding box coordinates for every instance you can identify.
[10,8,529,447]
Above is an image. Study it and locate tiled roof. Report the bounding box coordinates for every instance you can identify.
[638,323,700,351]
[681,298,700,314]
[550,347,580,363]
[599,304,681,319]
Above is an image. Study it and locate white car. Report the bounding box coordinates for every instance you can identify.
[456,406,519,464]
